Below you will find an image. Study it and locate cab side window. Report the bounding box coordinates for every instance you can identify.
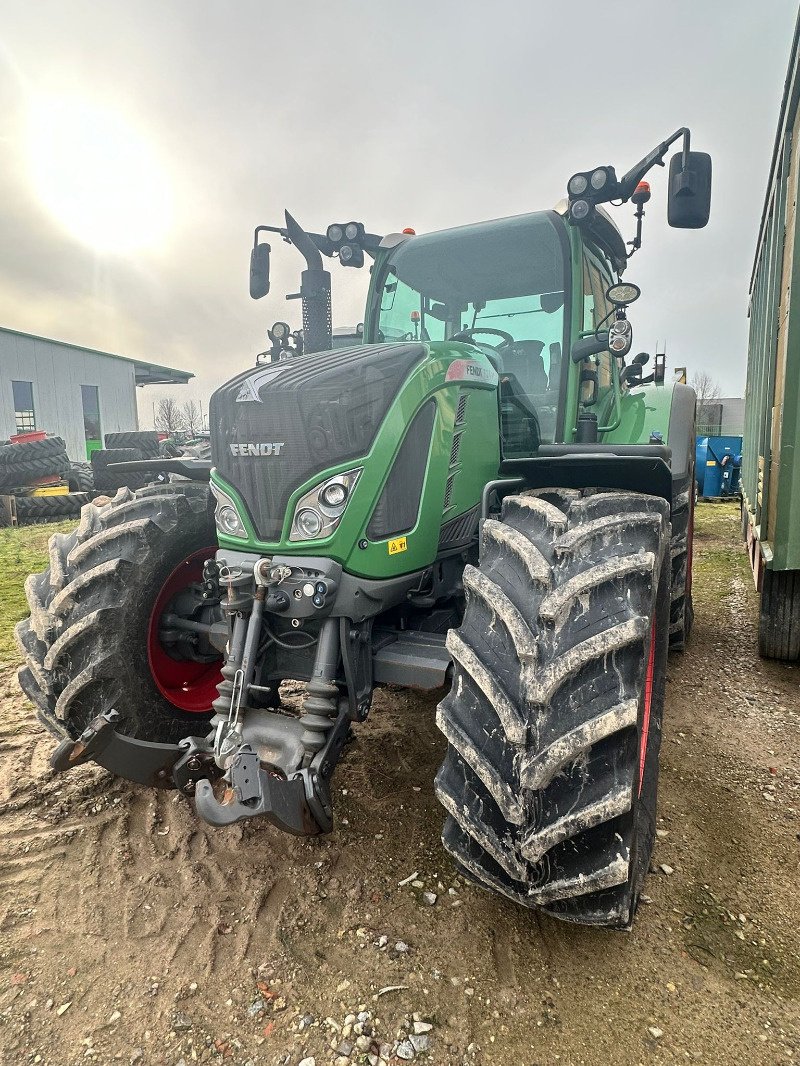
[581,252,615,403]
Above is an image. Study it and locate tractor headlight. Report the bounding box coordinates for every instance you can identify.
[290,468,361,542]
[210,483,248,539]
[295,508,323,539]
[320,481,348,509]
[570,199,590,221]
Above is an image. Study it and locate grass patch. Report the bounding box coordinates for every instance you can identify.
[0,521,75,664]
[692,501,754,606]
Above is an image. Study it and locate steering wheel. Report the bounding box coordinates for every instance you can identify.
[450,327,515,350]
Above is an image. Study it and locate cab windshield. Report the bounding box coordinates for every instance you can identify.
[372,212,567,445]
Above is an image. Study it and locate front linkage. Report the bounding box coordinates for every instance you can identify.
[50,556,362,836]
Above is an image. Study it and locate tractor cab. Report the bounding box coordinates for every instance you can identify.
[365,212,568,451]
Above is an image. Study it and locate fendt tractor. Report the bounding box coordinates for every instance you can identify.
[17,129,711,929]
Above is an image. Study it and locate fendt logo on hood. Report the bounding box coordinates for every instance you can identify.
[229,442,285,457]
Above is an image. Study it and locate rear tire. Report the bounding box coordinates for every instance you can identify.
[759,568,800,661]
[16,483,220,745]
[435,488,670,928]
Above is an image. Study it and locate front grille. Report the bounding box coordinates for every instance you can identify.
[211,343,426,540]
[449,432,462,468]
[455,393,469,425]
[443,473,455,510]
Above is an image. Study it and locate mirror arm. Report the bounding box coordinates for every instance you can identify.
[617,127,690,202]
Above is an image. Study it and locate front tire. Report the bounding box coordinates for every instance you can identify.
[435,488,670,928]
[16,484,221,746]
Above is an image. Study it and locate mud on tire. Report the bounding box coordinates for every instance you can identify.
[435,488,670,928]
[16,483,218,744]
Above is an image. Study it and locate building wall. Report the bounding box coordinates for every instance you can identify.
[0,330,139,460]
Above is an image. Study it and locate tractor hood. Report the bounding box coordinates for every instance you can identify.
[209,343,426,540]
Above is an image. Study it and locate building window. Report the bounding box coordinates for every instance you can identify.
[81,385,101,445]
[12,380,35,433]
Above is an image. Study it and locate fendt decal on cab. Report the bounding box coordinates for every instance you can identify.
[229,442,286,456]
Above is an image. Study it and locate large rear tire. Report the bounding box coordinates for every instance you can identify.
[669,465,695,652]
[16,483,221,745]
[435,488,670,928]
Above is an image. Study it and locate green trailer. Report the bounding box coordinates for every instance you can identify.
[742,12,800,661]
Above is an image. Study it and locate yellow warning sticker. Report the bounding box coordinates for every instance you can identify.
[388,536,408,555]
[706,459,717,466]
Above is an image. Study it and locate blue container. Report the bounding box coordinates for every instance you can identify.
[696,435,743,498]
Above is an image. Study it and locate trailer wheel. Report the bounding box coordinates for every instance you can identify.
[759,568,800,661]
[435,488,670,928]
[16,483,222,748]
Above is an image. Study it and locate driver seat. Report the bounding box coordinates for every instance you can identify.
[501,340,548,394]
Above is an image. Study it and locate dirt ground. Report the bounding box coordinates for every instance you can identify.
[1,502,799,1066]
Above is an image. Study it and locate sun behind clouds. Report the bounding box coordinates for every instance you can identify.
[25,95,173,254]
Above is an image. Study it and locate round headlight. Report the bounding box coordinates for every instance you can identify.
[590,168,607,190]
[570,199,590,221]
[271,321,288,340]
[320,481,348,509]
[339,244,354,264]
[217,505,243,536]
[295,508,323,539]
[568,173,588,196]
[345,222,360,241]
[327,224,343,243]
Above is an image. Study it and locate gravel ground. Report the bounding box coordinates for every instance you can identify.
[0,502,798,1065]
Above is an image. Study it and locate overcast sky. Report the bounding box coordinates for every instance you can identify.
[0,0,796,425]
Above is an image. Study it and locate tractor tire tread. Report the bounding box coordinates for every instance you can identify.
[435,488,670,928]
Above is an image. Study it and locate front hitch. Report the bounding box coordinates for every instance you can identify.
[193,752,329,834]
[47,707,347,836]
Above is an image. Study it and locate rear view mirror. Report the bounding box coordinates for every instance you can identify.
[250,241,271,299]
[667,151,712,229]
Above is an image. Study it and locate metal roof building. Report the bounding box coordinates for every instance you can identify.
[0,326,192,460]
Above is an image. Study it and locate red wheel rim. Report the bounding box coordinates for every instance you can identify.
[147,547,222,713]
[638,618,657,795]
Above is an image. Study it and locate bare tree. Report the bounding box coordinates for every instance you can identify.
[690,371,722,408]
[154,397,186,438]
[181,399,202,437]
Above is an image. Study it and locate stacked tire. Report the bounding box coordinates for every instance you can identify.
[104,430,160,458]
[0,436,71,492]
[15,493,91,521]
[67,462,94,493]
[91,448,150,492]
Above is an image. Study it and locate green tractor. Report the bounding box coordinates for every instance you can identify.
[17,129,711,928]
